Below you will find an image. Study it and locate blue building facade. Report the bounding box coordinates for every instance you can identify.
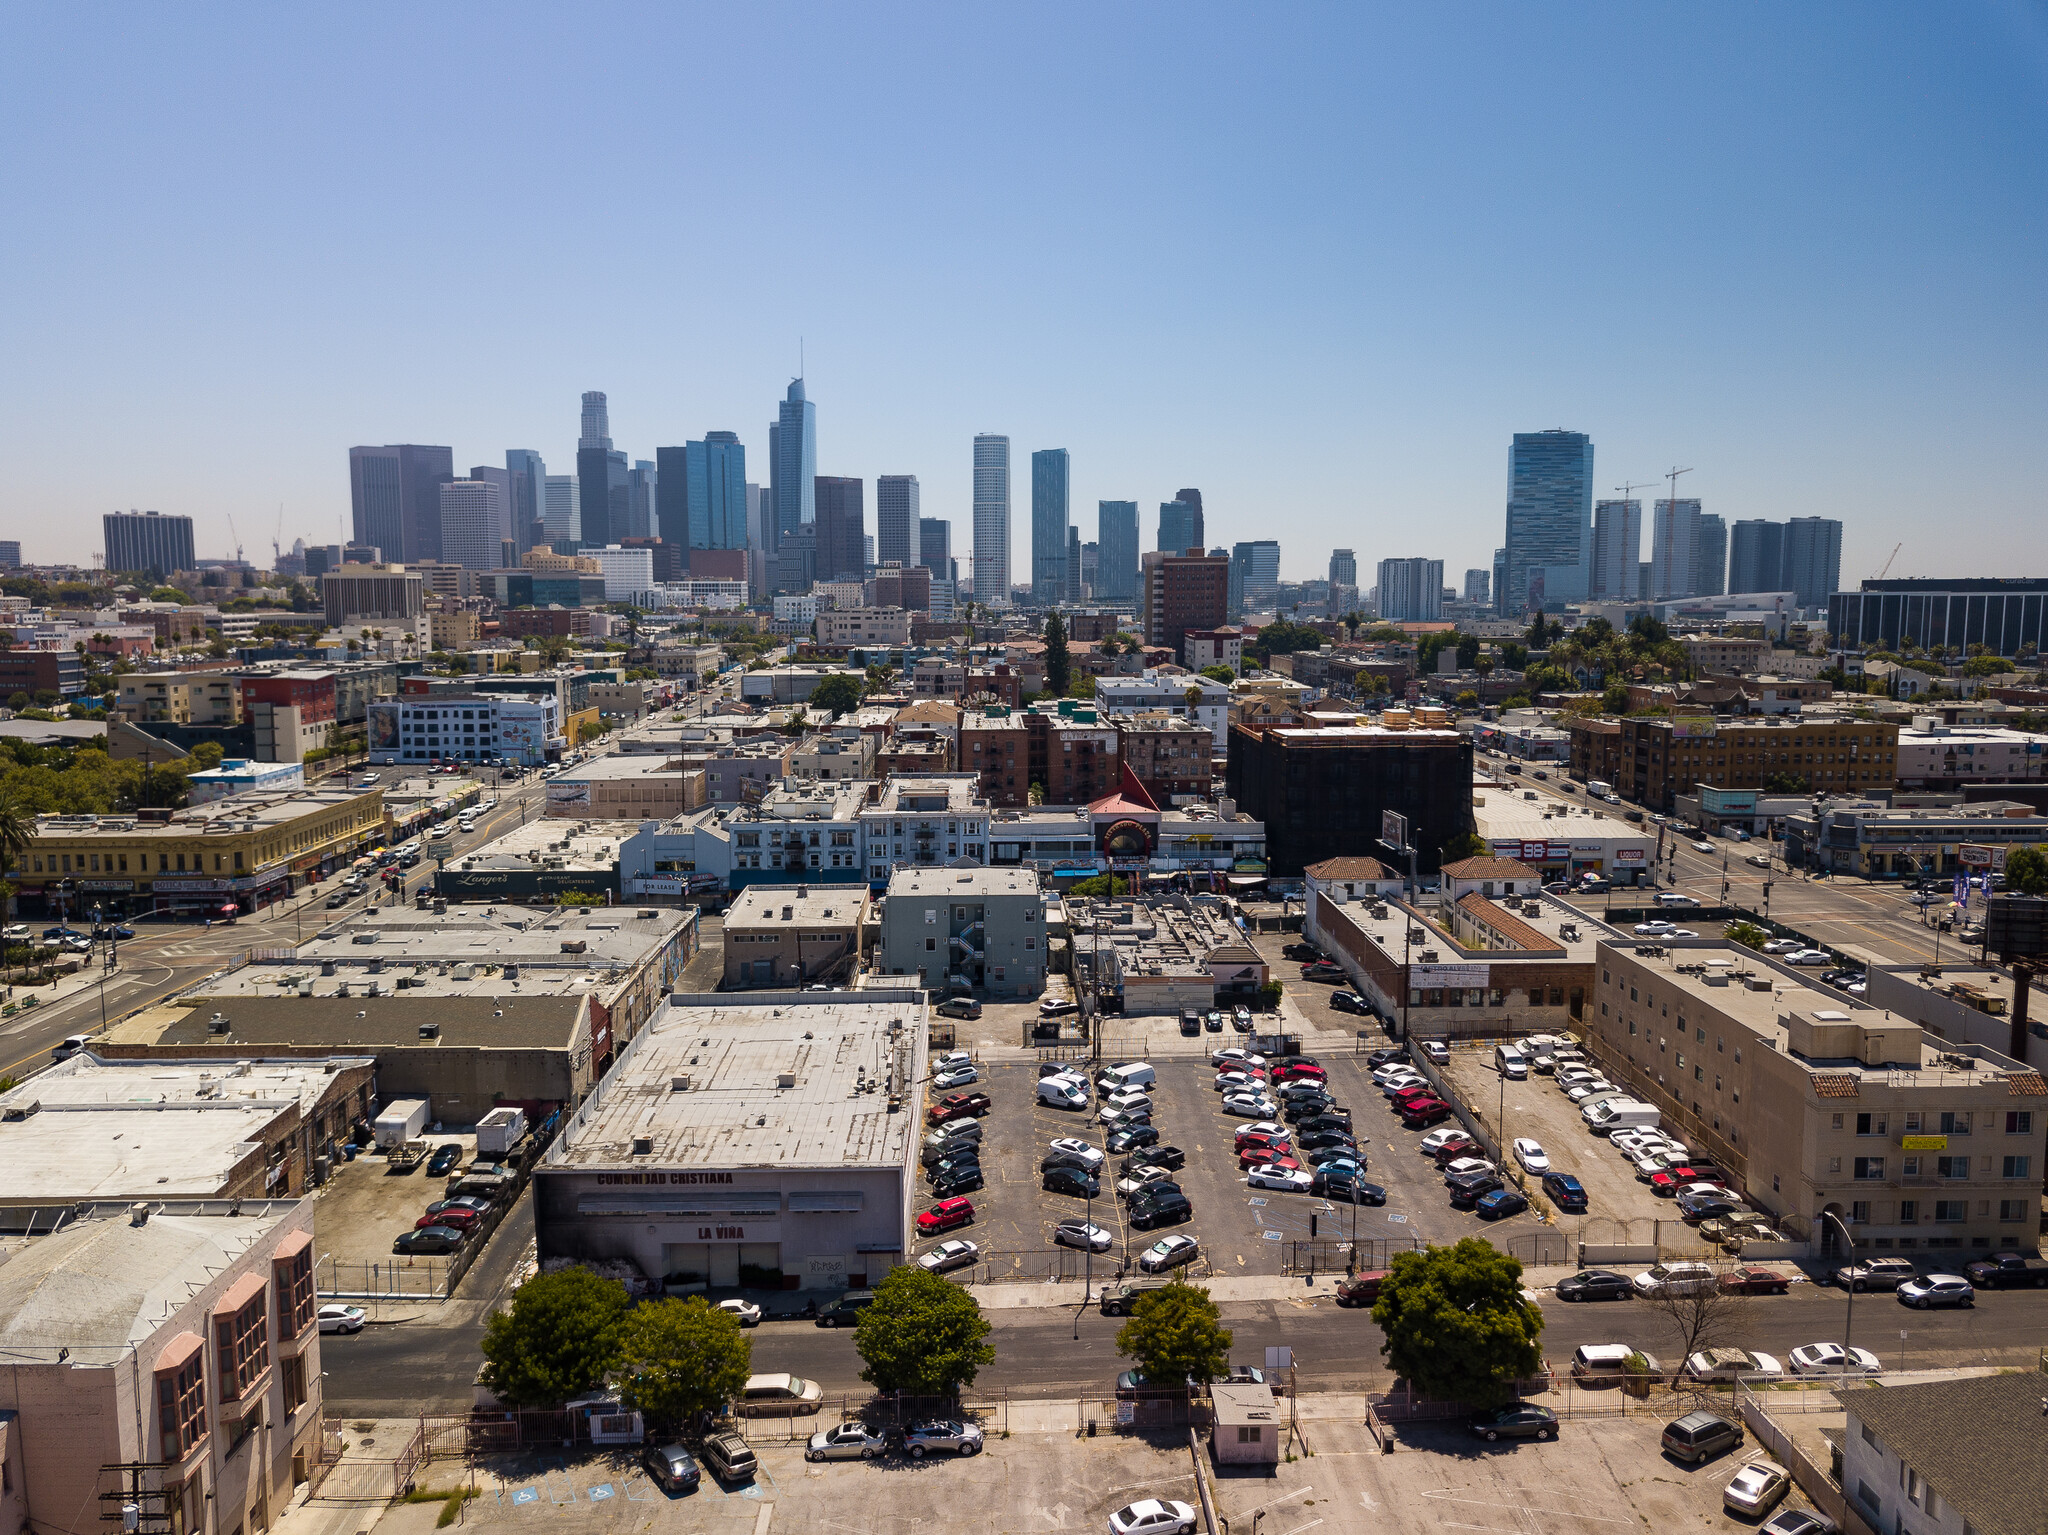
[1031,448,1070,605]
[1501,429,1594,615]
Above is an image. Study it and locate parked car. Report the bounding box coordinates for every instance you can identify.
[1107,1500,1198,1535]
[1556,1269,1632,1302]
[1042,1165,1100,1198]
[1124,1145,1185,1173]
[715,1298,763,1327]
[1834,1256,1918,1292]
[805,1422,889,1462]
[1400,1098,1452,1128]
[1787,1343,1882,1376]
[1758,1514,1837,1535]
[1633,1262,1716,1298]
[644,1442,703,1491]
[1475,1188,1529,1220]
[393,1225,464,1255]
[1420,1126,1470,1157]
[1723,1462,1792,1520]
[1311,1169,1385,1204]
[738,1373,824,1415]
[1963,1251,2048,1289]
[1221,1092,1279,1118]
[416,1207,478,1231]
[1128,1190,1193,1229]
[1210,1046,1267,1069]
[932,1064,980,1090]
[426,1143,464,1176]
[1719,1267,1792,1296]
[1542,1173,1589,1212]
[930,1167,984,1198]
[1054,1219,1113,1253]
[1334,1270,1389,1306]
[1897,1274,1975,1309]
[1685,1348,1783,1383]
[1106,1124,1159,1153]
[927,1092,992,1124]
[1045,1136,1105,1171]
[916,1197,977,1235]
[1784,949,1832,966]
[935,996,982,1020]
[1660,1410,1743,1464]
[900,1419,984,1458]
[317,1303,368,1334]
[1247,1164,1315,1193]
[917,1239,981,1274]
[1137,1235,1200,1274]
[1511,1137,1550,1173]
[1468,1403,1558,1441]
[1331,991,1373,1015]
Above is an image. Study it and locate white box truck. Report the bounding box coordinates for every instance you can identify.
[374,1098,430,1149]
[475,1106,528,1157]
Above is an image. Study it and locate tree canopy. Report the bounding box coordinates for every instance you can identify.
[478,1267,632,1408]
[1043,611,1072,696]
[1252,620,1326,657]
[1113,1279,1232,1386]
[2004,845,2048,897]
[854,1264,995,1395]
[808,673,865,718]
[1371,1239,1544,1407]
[617,1296,751,1426]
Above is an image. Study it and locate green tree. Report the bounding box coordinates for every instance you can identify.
[187,740,226,770]
[1042,611,1072,696]
[1442,830,1489,862]
[2004,846,2048,897]
[1252,619,1326,657]
[1371,1239,1544,1407]
[1454,689,1479,708]
[1601,681,1631,714]
[478,1267,631,1408]
[616,1296,752,1426]
[854,1264,995,1395]
[808,673,864,718]
[1200,664,1235,684]
[1113,1279,1232,1386]
[1724,921,1770,951]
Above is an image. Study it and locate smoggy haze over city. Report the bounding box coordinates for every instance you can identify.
[4,5,2045,580]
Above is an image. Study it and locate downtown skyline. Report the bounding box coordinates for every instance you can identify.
[5,6,2044,582]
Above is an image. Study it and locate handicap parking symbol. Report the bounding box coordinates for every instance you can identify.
[588,1485,615,1502]
[1262,1230,1283,1241]
[511,1488,540,1507]
[1386,1212,1409,1223]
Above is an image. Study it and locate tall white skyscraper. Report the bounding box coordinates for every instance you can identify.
[972,434,1010,606]
[1650,498,1702,600]
[438,478,508,570]
[1376,557,1444,622]
[876,475,920,568]
[543,474,580,545]
[1591,499,1642,600]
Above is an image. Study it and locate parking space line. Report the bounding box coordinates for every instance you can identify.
[1419,1487,1634,1524]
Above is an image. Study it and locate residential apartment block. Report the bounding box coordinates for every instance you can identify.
[1606,714,1899,810]
[118,670,244,725]
[816,606,912,648]
[876,866,1045,997]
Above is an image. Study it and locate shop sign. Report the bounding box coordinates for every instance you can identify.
[153,878,228,893]
[1412,963,1489,988]
[80,879,134,892]
[691,1223,780,1242]
[1901,1135,1948,1151]
[1613,849,1647,866]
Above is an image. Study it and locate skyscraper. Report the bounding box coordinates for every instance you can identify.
[1080,541,1099,600]
[1590,499,1642,601]
[543,475,580,547]
[919,516,951,575]
[505,449,545,554]
[1783,517,1843,609]
[437,478,508,571]
[876,475,920,569]
[1031,449,1070,605]
[576,391,615,547]
[1376,557,1444,622]
[814,477,866,583]
[658,432,746,555]
[1728,519,1785,594]
[103,509,195,579]
[625,460,658,540]
[464,465,516,564]
[1692,513,1727,598]
[1097,501,1139,602]
[1328,549,1357,587]
[1232,541,1281,616]
[1157,499,1202,554]
[1463,569,1490,605]
[1176,489,1204,526]
[972,434,1010,606]
[1650,498,1702,600]
[769,379,817,554]
[1067,525,1083,605]
[1500,430,1594,614]
[349,444,454,563]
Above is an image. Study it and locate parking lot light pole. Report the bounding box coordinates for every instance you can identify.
[1075,1184,1095,1339]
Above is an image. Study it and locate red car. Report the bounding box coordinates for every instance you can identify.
[1390,1084,1437,1107]
[1270,1063,1327,1084]
[1431,1136,1480,1165]
[1238,1147,1303,1171]
[1335,1269,1389,1306]
[1234,1129,1291,1154]
[1719,1267,1791,1296]
[1400,1098,1453,1128]
[1649,1169,1730,1198]
[927,1092,993,1124]
[416,1207,478,1230]
[916,1197,977,1235]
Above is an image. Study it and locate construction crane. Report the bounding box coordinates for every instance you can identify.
[272,503,284,569]
[1874,541,1901,580]
[225,512,243,566]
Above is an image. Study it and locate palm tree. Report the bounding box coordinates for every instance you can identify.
[0,787,29,926]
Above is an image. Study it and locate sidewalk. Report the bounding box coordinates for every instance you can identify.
[963,1262,1605,1312]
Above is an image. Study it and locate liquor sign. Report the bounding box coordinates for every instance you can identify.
[1613,849,1647,867]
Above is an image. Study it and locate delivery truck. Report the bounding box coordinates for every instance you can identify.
[373,1098,430,1149]
[475,1106,528,1158]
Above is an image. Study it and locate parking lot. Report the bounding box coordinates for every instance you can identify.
[312,1132,481,1294]
[1433,1042,1700,1241]
[910,1045,1558,1287]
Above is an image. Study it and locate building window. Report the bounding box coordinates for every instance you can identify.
[1938,1111,1971,1136]
[275,1245,315,1336]
[1855,1113,1886,1136]
[214,1288,270,1402]
[2002,1156,2032,1179]
[1937,1156,1971,1179]
[282,1352,308,1413]
[2007,1111,2033,1134]
[1898,1200,1916,1223]
[1853,1157,1884,1180]
[1999,1199,2029,1222]
[1934,1200,1967,1222]
[156,1350,207,1462]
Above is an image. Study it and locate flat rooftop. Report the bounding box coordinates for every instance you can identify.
[884,867,1040,898]
[1065,894,1251,977]
[1472,798,1651,842]
[1341,892,1618,967]
[726,887,866,930]
[30,784,379,841]
[446,818,641,872]
[0,1202,307,1360]
[106,993,581,1053]
[549,754,701,782]
[186,902,688,1000]
[546,994,922,1169]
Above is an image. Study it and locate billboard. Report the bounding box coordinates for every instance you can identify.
[1412,963,1489,989]
[1380,810,1408,850]
[367,700,400,752]
[547,781,592,808]
[1956,844,2006,871]
[1670,717,1718,740]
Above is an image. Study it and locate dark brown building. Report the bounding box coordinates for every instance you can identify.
[1612,715,1899,811]
[1115,713,1214,805]
[1227,722,1474,876]
[1567,716,1624,786]
[959,708,1031,806]
[1140,549,1229,664]
[499,606,591,638]
[867,564,932,612]
[814,476,866,583]
[1024,707,1120,807]
[876,734,955,780]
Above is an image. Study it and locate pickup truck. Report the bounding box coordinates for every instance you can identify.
[1963,1252,2048,1289]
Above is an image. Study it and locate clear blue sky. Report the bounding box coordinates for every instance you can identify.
[4,3,2045,585]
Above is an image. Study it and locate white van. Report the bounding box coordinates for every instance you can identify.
[1570,1343,1641,1381]
[1037,1074,1088,1110]
[1584,1099,1659,1135]
[1096,1062,1157,1094]
[1495,1044,1529,1080]
[1577,1092,1634,1124]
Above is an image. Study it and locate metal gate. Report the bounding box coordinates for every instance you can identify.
[1505,1230,1571,1267]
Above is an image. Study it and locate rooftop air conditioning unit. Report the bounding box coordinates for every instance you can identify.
[631,1136,654,1155]
[451,964,475,980]
[209,1012,231,1034]
[419,1022,439,1039]
[670,1075,691,1092]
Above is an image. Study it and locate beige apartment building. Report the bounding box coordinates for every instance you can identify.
[118,670,243,725]
[1680,634,1772,674]
[816,606,913,648]
[1587,941,2048,1258]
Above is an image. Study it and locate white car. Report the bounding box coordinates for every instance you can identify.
[1691,840,1714,853]
[1722,1463,1791,1520]
[1686,1347,1783,1382]
[1788,1343,1882,1376]
[1377,1073,1426,1096]
[1666,928,1699,939]
[1785,949,1831,966]
[1047,1137,1104,1171]
[917,1239,981,1274]
[1234,1120,1289,1142]
[1512,1137,1550,1174]
[1441,1157,1495,1181]
[2,923,33,940]
[1054,1220,1114,1253]
[1633,1261,1717,1297]
[1371,1059,1419,1082]
[1761,937,1804,954]
[1564,1079,1615,1104]
[1419,1126,1469,1156]
[717,1298,763,1326]
[1422,1040,1449,1062]
[1214,1069,1266,1093]
[932,1065,979,1089]
[317,1304,367,1334]
[1246,1164,1314,1193]
[1108,1498,1199,1535]
[1633,920,1677,937]
[1136,1235,1201,1275]
[1222,1093,1278,1118]
[1656,892,1698,908]
[1210,1047,1266,1070]
[1117,1166,1176,1199]
[1039,997,1080,1016]
[1099,1091,1154,1123]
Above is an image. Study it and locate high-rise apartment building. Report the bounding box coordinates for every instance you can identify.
[1097,501,1139,603]
[1232,541,1281,617]
[1693,513,1727,598]
[1463,568,1490,605]
[1328,549,1357,587]
[1783,517,1843,609]
[1067,525,1083,605]
[769,379,817,556]
[543,474,580,547]
[876,475,920,569]
[1728,519,1785,594]
[0,541,21,570]
[1140,549,1229,664]
[575,391,614,547]
[437,478,509,570]
[1376,557,1444,622]
[103,509,196,578]
[1031,449,1070,605]
[972,434,1010,607]
[349,444,454,564]
[919,516,951,575]
[814,477,866,583]
[505,449,546,553]
[658,432,746,555]
[1158,499,1202,554]
[1590,498,1642,601]
[1649,498,1701,600]
[1500,430,1593,614]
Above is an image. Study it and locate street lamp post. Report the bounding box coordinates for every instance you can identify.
[1075,1183,1097,1340]
[1820,1211,1857,1384]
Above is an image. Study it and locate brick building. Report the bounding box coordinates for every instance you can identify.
[958,707,1031,806]
[1610,714,1899,810]
[1139,549,1229,664]
[499,606,594,639]
[0,649,86,700]
[1114,711,1215,804]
